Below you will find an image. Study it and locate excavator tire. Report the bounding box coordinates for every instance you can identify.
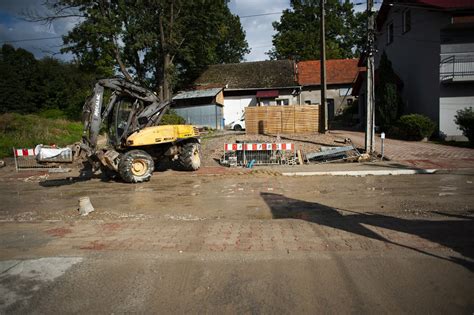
[118,150,154,183]
[178,142,201,171]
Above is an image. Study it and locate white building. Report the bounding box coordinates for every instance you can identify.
[194,60,299,126]
[354,0,474,140]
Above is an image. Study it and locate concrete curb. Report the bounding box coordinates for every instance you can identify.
[282,169,438,177]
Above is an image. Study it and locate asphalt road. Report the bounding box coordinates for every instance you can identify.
[0,170,473,313]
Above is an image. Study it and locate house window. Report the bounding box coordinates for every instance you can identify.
[339,87,352,96]
[259,99,271,106]
[276,98,290,106]
[387,22,394,44]
[403,10,411,33]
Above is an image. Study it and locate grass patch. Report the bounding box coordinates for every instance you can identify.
[0,113,82,158]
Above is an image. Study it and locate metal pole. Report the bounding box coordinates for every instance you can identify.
[365,0,375,154]
[320,0,328,133]
[13,147,18,172]
[380,132,385,160]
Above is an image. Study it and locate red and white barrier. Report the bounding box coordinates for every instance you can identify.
[14,148,36,157]
[224,143,294,151]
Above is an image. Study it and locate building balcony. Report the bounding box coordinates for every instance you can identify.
[440,54,474,83]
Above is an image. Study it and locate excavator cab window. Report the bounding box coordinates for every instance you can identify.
[109,97,146,146]
[108,98,134,145]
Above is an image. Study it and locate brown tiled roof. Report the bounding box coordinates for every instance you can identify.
[194,60,297,89]
[297,59,360,86]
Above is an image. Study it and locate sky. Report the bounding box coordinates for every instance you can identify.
[0,0,374,62]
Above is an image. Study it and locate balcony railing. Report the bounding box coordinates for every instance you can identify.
[440,54,474,82]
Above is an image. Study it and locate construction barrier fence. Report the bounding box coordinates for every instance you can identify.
[221,142,296,167]
[13,147,73,171]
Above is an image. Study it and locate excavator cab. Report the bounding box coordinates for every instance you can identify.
[108,98,136,146]
[80,78,201,183]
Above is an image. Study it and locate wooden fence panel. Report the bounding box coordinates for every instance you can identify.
[245,105,320,134]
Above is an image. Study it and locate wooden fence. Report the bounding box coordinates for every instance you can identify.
[245,105,320,134]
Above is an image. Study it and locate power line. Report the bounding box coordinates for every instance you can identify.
[239,12,281,18]
[0,36,63,44]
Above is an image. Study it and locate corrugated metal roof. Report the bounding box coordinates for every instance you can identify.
[173,88,222,100]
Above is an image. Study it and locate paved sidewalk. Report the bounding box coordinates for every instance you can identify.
[0,218,459,258]
[331,130,474,169]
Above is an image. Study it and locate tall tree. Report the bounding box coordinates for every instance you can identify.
[0,44,40,113]
[0,44,109,118]
[37,0,249,100]
[268,0,365,61]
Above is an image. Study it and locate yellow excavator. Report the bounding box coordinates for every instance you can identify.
[78,78,201,183]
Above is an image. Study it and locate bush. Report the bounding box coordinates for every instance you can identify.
[390,114,436,141]
[159,109,186,125]
[454,107,474,143]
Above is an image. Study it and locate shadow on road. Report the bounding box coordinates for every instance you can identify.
[261,192,474,271]
[39,160,195,187]
[39,162,118,187]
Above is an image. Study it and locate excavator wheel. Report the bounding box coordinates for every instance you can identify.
[178,142,201,171]
[118,150,154,183]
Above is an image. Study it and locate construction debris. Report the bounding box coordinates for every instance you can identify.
[334,138,351,144]
[306,144,361,163]
[78,197,95,216]
[48,168,72,173]
[35,145,73,163]
[358,153,372,162]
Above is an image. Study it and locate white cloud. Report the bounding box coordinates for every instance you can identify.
[0,0,78,59]
[229,0,290,61]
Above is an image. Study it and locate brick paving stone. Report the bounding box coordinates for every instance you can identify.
[0,219,462,257]
[331,130,474,168]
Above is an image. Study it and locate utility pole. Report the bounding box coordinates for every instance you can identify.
[320,0,328,133]
[365,0,375,154]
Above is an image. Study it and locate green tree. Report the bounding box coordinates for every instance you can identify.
[375,51,404,128]
[268,0,365,60]
[175,1,250,89]
[41,0,249,99]
[0,44,40,114]
[0,44,109,119]
[36,57,107,119]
